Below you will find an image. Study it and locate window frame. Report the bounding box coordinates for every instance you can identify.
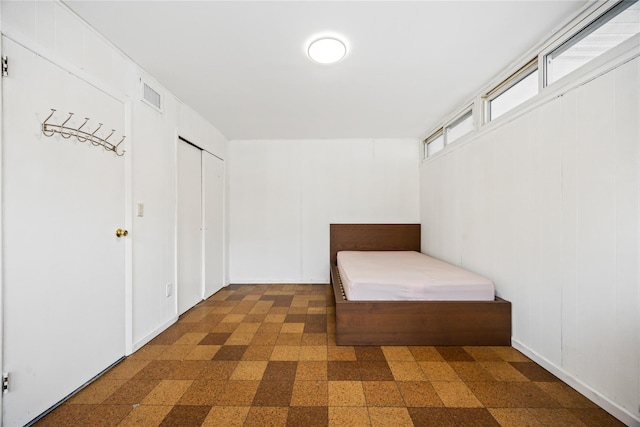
[483,59,538,124]
[543,0,639,87]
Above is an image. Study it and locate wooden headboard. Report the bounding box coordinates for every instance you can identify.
[329,224,421,265]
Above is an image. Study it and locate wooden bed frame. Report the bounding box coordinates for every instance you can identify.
[330,224,512,346]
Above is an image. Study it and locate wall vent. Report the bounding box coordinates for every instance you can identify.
[141,80,162,112]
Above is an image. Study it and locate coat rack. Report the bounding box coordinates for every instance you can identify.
[42,109,126,156]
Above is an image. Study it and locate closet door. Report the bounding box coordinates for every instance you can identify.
[203,152,225,298]
[177,140,204,314]
[2,38,126,426]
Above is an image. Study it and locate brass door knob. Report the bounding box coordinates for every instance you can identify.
[115,228,129,238]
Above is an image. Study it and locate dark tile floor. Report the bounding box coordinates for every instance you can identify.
[35,284,624,426]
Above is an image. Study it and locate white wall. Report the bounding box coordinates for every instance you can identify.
[420,57,639,424]
[0,0,229,353]
[229,139,420,283]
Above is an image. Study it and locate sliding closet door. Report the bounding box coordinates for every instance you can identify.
[177,140,204,315]
[203,152,225,298]
[2,37,126,426]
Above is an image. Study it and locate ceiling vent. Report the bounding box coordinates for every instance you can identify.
[141,80,162,112]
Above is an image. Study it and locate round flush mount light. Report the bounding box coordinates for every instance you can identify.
[307,37,347,64]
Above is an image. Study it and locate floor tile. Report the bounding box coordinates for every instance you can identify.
[199,333,232,345]
[466,381,561,408]
[158,405,210,427]
[448,361,495,382]
[263,361,298,381]
[286,406,328,427]
[301,333,328,346]
[177,380,225,405]
[230,361,268,380]
[368,407,413,427]
[381,346,415,361]
[354,346,386,361]
[216,380,260,406]
[252,381,294,406]
[328,346,357,361]
[358,361,394,381]
[418,361,461,381]
[479,361,529,381]
[388,361,428,381]
[291,381,329,406]
[299,345,327,361]
[117,405,172,427]
[510,362,561,382]
[184,345,221,360]
[535,381,598,408]
[103,379,160,405]
[397,381,444,407]
[66,379,127,404]
[271,346,301,361]
[327,361,360,380]
[435,346,475,361]
[567,408,626,426]
[276,333,303,346]
[212,345,248,361]
[81,404,133,427]
[407,346,445,362]
[448,408,501,426]
[328,407,371,427]
[407,407,455,426]
[362,381,404,406]
[242,345,274,361]
[431,381,483,407]
[34,404,98,427]
[296,361,328,381]
[141,380,193,405]
[528,408,588,427]
[328,381,366,406]
[488,408,544,426]
[200,360,238,380]
[244,407,289,427]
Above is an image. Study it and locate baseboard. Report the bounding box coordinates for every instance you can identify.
[130,315,179,354]
[512,339,640,427]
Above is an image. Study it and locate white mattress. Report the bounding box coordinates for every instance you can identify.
[337,251,495,301]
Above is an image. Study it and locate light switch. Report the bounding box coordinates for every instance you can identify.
[136,203,144,217]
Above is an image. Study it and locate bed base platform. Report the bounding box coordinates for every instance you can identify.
[330,224,512,346]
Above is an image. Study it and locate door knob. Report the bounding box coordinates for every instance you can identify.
[115,228,129,238]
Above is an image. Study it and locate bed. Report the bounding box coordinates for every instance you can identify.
[330,224,511,346]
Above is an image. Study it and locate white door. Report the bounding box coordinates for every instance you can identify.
[177,140,203,314]
[203,152,224,298]
[2,38,126,426]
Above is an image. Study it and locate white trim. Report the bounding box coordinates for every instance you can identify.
[132,316,179,353]
[123,99,134,356]
[512,339,640,427]
[0,6,5,420]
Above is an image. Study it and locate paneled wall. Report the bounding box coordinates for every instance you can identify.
[229,139,420,283]
[420,58,639,423]
[1,0,229,352]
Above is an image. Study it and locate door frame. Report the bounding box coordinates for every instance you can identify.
[0,31,135,420]
[174,135,225,315]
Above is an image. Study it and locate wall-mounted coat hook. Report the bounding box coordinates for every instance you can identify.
[41,109,126,156]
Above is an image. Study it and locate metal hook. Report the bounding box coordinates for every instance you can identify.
[59,113,74,138]
[76,118,90,142]
[103,129,116,143]
[114,136,126,149]
[90,123,103,146]
[42,109,57,137]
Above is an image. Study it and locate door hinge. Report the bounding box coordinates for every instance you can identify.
[2,372,9,393]
[2,56,8,77]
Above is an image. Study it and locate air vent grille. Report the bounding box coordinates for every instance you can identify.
[141,81,162,112]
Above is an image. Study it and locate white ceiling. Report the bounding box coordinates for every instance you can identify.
[64,1,586,140]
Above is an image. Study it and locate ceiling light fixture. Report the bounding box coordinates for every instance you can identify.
[307,37,347,64]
